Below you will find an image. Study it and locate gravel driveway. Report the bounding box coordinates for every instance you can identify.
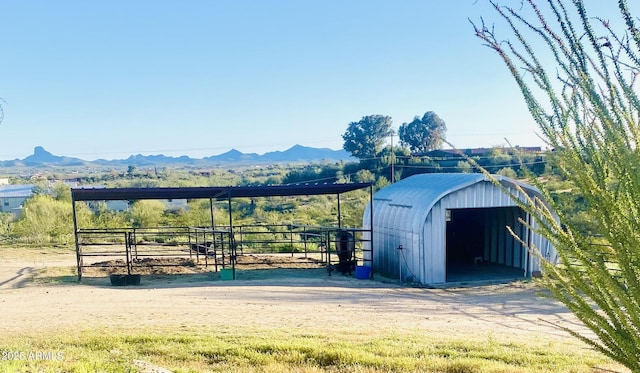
[0,251,593,345]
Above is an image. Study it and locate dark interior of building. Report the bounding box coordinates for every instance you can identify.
[445,206,527,282]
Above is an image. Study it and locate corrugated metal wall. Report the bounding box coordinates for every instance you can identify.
[364,174,554,285]
[369,203,419,280]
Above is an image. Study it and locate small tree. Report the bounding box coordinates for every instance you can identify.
[354,169,375,183]
[475,0,640,369]
[10,195,79,244]
[51,182,72,203]
[0,213,12,236]
[342,115,393,160]
[398,111,447,153]
[129,200,165,227]
[455,160,472,173]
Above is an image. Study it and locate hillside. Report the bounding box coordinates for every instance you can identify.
[1,145,354,167]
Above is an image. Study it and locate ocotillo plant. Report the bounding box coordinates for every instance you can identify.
[473,0,640,370]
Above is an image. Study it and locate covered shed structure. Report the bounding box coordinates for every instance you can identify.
[363,173,556,285]
[71,183,373,281]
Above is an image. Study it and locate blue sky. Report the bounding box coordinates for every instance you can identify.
[0,1,620,161]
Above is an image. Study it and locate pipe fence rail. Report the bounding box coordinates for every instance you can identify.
[75,224,372,280]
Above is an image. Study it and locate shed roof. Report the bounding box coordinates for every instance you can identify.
[374,173,540,208]
[368,173,542,233]
[71,183,372,201]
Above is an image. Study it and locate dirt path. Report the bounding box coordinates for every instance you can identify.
[0,266,37,289]
[0,254,593,345]
[0,251,76,290]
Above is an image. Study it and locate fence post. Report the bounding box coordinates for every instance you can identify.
[126,231,132,275]
[303,226,308,258]
[290,224,294,257]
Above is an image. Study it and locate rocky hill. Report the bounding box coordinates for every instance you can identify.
[1,145,354,167]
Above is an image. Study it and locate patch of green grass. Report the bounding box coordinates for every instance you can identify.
[0,329,619,373]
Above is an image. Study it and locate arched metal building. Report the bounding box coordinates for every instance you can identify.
[363,173,556,285]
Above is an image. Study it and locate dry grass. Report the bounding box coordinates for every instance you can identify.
[0,247,629,372]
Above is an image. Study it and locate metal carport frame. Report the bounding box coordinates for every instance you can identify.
[71,183,374,280]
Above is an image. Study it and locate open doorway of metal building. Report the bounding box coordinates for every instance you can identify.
[445,206,528,283]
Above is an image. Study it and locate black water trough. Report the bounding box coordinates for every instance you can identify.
[110,274,141,286]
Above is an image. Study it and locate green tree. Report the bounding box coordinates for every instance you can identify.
[51,182,72,203]
[455,160,472,173]
[129,200,166,227]
[342,115,393,160]
[398,111,447,153]
[127,165,137,178]
[374,175,391,190]
[354,169,375,183]
[496,167,517,179]
[10,195,78,244]
[0,213,12,237]
[475,0,640,369]
[91,204,130,229]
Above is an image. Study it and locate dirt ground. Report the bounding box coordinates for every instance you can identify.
[2,249,623,373]
[0,250,595,342]
[83,253,327,276]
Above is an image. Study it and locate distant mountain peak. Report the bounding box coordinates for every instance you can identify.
[33,146,50,156]
[221,149,244,156]
[18,146,85,166]
[25,146,62,163]
[3,145,354,167]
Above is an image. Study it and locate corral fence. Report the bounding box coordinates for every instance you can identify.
[76,224,371,280]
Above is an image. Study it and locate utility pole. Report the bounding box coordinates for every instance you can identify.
[390,130,395,183]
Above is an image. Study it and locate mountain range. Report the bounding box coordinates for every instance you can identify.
[1,145,354,167]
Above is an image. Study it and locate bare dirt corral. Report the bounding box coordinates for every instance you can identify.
[84,254,327,276]
[0,249,620,371]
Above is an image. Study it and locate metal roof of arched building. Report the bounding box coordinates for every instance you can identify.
[370,173,543,230]
[363,173,555,285]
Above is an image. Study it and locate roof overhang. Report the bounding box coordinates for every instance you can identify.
[71,183,372,202]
